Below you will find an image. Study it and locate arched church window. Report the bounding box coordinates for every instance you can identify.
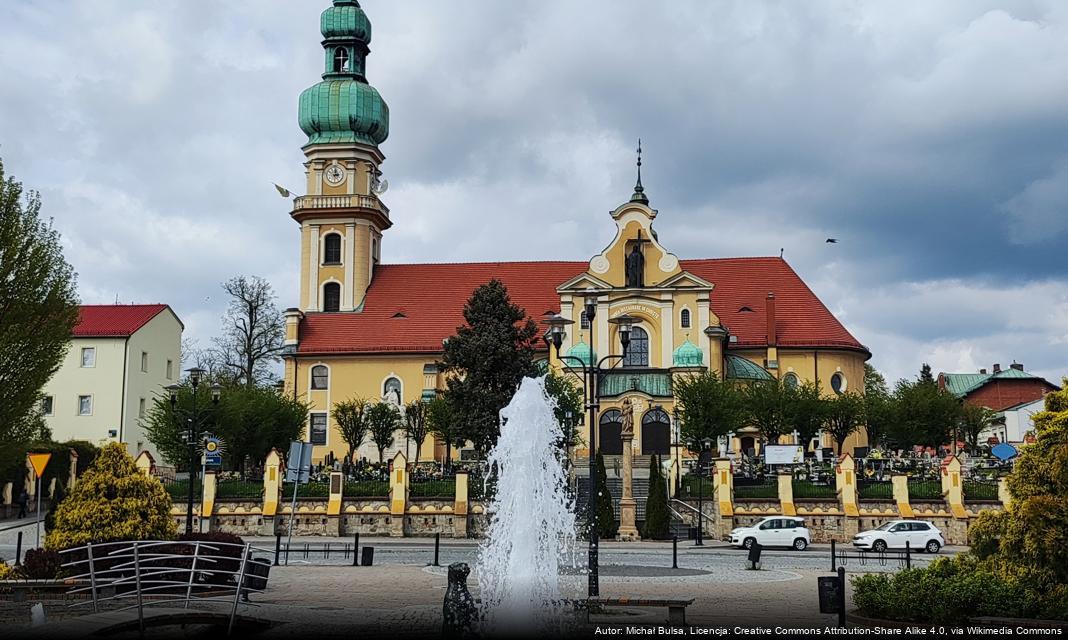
[623,326,649,368]
[324,233,342,264]
[311,365,329,390]
[383,377,402,405]
[323,282,341,312]
[580,310,590,330]
[333,47,350,73]
[680,309,691,329]
[784,372,800,390]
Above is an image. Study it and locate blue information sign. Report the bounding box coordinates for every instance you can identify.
[991,442,1018,461]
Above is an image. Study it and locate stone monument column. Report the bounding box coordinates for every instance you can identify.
[617,398,641,541]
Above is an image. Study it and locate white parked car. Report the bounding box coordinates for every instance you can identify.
[729,516,810,551]
[853,520,944,554]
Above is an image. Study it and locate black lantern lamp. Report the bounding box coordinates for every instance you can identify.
[607,313,636,353]
[545,314,574,353]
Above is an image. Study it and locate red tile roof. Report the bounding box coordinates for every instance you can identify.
[295,258,867,356]
[73,304,171,337]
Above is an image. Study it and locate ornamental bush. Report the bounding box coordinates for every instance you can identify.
[19,548,63,580]
[0,562,16,580]
[642,455,670,540]
[853,379,1068,622]
[45,443,176,550]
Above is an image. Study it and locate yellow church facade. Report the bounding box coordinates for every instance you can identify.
[281,1,871,466]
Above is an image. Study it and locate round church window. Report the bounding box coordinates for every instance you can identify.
[831,373,846,395]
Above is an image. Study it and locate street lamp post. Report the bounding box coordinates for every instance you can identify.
[695,437,714,546]
[672,407,682,498]
[544,296,634,598]
[168,368,221,537]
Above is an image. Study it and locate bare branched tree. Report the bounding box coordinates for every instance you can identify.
[211,276,284,387]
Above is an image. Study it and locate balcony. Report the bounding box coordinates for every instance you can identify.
[292,194,390,219]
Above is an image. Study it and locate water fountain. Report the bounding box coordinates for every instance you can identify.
[474,375,579,633]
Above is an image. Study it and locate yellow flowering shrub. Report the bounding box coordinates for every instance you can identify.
[45,443,176,550]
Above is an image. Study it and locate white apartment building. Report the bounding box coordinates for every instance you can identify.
[40,304,183,460]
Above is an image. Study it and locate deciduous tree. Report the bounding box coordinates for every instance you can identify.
[0,159,79,472]
[824,391,866,454]
[544,371,584,449]
[212,276,285,387]
[403,400,431,463]
[366,402,400,463]
[674,372,745,449]
[959,403,997,454]
[334,398,369,462]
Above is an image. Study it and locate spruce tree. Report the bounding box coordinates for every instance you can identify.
[643,454,670,540]
[46,443,176,550]
[441,279,539,453]
[594,453,617,538]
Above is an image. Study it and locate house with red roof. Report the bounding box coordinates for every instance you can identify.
[280,1,871,466]
[40,304,182,462]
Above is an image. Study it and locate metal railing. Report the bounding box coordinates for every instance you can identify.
[857,479,893,500]
[59,540,272,636]
[907,479,943,501]
[964,479,999,502]
[733,476,779,500]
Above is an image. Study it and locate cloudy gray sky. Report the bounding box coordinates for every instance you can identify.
[2,0,1067,385]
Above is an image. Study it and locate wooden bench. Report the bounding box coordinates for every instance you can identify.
[585,597,695,625]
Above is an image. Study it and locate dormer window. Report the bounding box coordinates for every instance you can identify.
[324,233,342,264]
[333,47,350,73]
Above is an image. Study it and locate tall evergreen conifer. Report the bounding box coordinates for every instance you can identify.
[643,455,670,539]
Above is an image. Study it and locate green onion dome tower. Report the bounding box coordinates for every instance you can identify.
[290,0,393,318]
[298,0,389,147]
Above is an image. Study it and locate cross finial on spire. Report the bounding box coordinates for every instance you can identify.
[630,138,649,204]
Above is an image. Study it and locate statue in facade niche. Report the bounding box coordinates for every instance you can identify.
[625,241,645,288]
[620,397,635,438]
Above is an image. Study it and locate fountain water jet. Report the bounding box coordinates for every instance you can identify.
[476,376,578,633]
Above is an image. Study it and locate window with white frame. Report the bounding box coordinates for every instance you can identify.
[311,365,329,390]
[310,413,328,445]
[141,351,149,372]
[78,395,93,416]
[81,347,96,368]
[580,310,590,330]
[166,359,173,380]
[41,396,54,416]
[139,398,146,418]
[680,308,691,329]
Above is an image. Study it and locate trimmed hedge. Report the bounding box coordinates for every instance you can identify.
[853,555,1068,622]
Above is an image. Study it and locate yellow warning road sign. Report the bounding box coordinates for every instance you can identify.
[28,452,52,477]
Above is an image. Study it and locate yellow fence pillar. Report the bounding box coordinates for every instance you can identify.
[454,472,469,538]
[836,454,859,517]
[390,452,408,537]
[941,455,966,519]
[68,449,79,490]
[892,474,913,518]
[202,470,217,532]
[263,449,282,517]
[327,472,343,516]
[134,451,154,477]
[998,476,1011,509]
[778,473,795,516]
[713,458,734,517]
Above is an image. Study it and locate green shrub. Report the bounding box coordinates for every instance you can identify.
[968,509,1006,559]
[19,548,63,580]
[0,562,16,580]
[46,443,176,550]
[642,455,670,540]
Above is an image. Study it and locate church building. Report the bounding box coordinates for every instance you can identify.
[281,1,872,465]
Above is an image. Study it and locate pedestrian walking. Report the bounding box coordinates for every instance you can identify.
[17,488,29,519]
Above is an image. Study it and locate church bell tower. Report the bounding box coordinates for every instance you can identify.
[293,0,390,314]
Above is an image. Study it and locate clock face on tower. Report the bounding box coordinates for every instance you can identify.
[324,165,345,186]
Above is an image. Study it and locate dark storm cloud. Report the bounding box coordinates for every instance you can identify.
[0,0,1065,383]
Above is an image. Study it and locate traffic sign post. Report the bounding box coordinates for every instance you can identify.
[27,453,52,549]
